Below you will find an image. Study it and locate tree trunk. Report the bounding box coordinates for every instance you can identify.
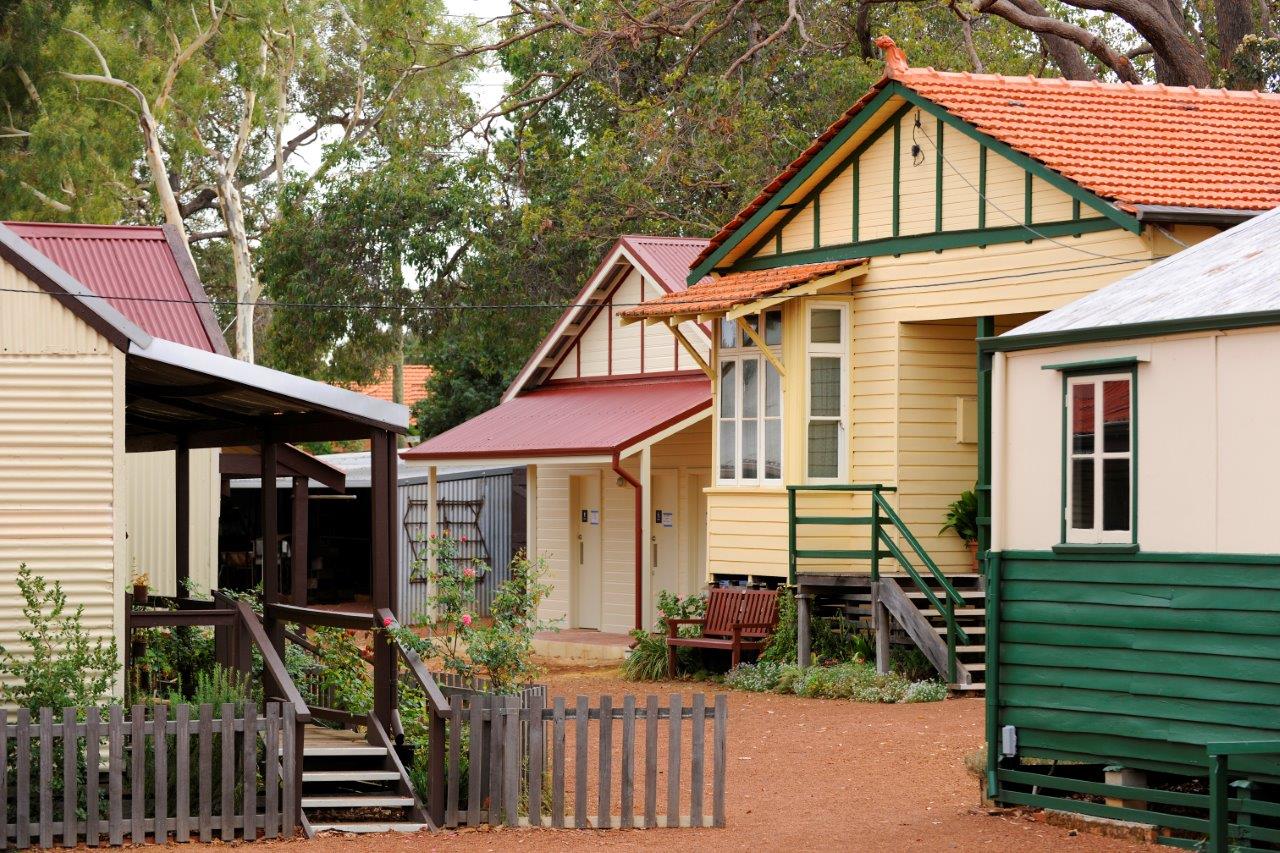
[139,109,189,251]
[217,169,259,362]
[1216,0,1258,84]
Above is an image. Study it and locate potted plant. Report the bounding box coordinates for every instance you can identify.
[940,488,980,568]
[131,570,150,606]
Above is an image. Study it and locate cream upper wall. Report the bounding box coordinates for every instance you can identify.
[551,265,710,381]
[0,257,125,680]
[995,326,1280,555]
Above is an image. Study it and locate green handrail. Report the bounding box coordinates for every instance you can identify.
[786,483,971,675]
[1206,741,1280,853]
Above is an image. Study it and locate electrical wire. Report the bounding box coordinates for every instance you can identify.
[909,109,1154,264]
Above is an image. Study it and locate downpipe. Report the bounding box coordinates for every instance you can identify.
[611,452,644,633]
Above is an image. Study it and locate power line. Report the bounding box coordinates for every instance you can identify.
[0,254,1165,314]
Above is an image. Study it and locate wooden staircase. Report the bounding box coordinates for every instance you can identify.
[298,726,428,834]
[883,574,986,692]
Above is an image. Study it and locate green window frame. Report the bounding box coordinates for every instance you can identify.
[1053,360,1139,549]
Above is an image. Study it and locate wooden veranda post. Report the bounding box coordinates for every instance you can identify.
[291,476,308,605]
[370,429,398,726]
[261,437,284,697]
[175,436,190,596]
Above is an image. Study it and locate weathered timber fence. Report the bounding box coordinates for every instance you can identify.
[439,693,728,830]
[1,702,298,849]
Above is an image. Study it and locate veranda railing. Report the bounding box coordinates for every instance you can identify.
[786,483,971,681]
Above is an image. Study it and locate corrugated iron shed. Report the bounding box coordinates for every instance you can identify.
[1002,205,1280,339]
[404,375,710,460]
[5,221,227,354]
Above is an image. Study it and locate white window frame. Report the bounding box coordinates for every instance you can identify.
[716,312,783,486]
[1064,372,1133,544]
[804,302,849,483]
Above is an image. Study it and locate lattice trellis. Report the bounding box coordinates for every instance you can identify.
[404,496,490,580]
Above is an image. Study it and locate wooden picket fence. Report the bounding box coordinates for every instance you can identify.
[440,693,728,829]
[1,702,298,849]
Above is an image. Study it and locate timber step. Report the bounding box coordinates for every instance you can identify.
[955,645,985,654]
[921,607,986,617]
[905,589,985,600]
[299,723,424,831]
[302,795,415,809]
[934,624,986,635]
[949,683,986,693]
[312,822,428,834]
[303,769,400,783]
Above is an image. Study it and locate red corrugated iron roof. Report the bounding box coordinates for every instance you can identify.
[351,364,433,408]
[691,39,1280,270]
[619,235,711,293]
[619,259,865,321]
[5,222,227,354]
[402,376,710,460]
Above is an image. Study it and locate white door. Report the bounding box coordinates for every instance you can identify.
[687,471,710,596]
[649,470,679,628]
[571,474,602,630]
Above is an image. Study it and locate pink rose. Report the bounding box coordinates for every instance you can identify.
[463,567,476,579]
[461,614,473,628]
[461,535,468,543]
[382,616,393,627]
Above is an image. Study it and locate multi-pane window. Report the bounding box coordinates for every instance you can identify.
[806,305,847,481]
[1066,373,1133,543]
[717,311,782,484]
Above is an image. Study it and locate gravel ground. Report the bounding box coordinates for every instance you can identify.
[273,663,1159,853]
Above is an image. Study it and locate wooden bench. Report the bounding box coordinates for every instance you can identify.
[666,587,780,677]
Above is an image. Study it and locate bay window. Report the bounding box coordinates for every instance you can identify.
[1065,372,1134,543]
[717,311,782,484]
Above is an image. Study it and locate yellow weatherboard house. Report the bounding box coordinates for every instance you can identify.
[622,37,1280,688]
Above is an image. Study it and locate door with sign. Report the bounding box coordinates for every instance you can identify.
[649,470,679,628]
[570,474,602,630]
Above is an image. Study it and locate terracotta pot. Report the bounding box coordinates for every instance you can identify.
[133,583,148,605]
[966,540,979,571]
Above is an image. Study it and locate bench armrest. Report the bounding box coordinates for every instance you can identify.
[667,617,706,637]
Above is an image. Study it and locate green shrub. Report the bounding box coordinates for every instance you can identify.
[622,590,707,681]
[0,564,119,710]
[890,647,937,681]
[722,660,947,704]
[761,586,872,666]
[169,664,253,713]
[465,550,554,693]
[940,487,979,544]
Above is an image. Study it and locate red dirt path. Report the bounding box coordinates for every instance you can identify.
[275,664,1159,852]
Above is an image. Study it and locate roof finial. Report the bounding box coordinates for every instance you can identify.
[875,36,909,77]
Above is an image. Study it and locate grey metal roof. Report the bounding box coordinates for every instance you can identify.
[1002,206,1280,340]
[230,452,509,490]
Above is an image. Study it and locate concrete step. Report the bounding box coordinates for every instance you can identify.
[949,683,986,693]
[302,794,414,809]
[303,769,400,783]
[311,822,428,834]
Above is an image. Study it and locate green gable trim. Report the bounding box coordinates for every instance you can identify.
[892,119,901,237]
[1042,356,1144,373]
[978,146,988,230]
[688,80,1140,284]
[935,118,944,232]
[731,217,1119,271]
[742,100,913,264]
[686,85,903,284]
[980,308,1280,354]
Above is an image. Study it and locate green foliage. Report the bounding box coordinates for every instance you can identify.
[725,661,946,703]
[414,530,485,677]
[0,564,119,710]
[464,550,555,693]
[622,590,707,681]
[309,626,374,715]
[168,664,253,714]
[129,625,217,704]
[940,487,980,544]
[890,647,938,682]
[761,586,873,665]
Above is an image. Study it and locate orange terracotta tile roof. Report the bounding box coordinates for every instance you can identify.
[691,41,1280,270]
[618,260,865,320]
[353,364,433,409]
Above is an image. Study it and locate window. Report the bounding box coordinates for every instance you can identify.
[1065,373,1133,543]
[717,311,782,484]
[806,304,848,481]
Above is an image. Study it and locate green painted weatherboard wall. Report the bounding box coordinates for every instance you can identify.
[994,551,1280,780]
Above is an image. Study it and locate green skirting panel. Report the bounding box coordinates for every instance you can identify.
[992,550,1280,780]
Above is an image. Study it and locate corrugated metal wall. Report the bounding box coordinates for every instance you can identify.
[123,449,221,596]
[0,257,124,677]
[398,468,527,623]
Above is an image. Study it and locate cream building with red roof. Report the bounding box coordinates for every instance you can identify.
[624,38,1280,688]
